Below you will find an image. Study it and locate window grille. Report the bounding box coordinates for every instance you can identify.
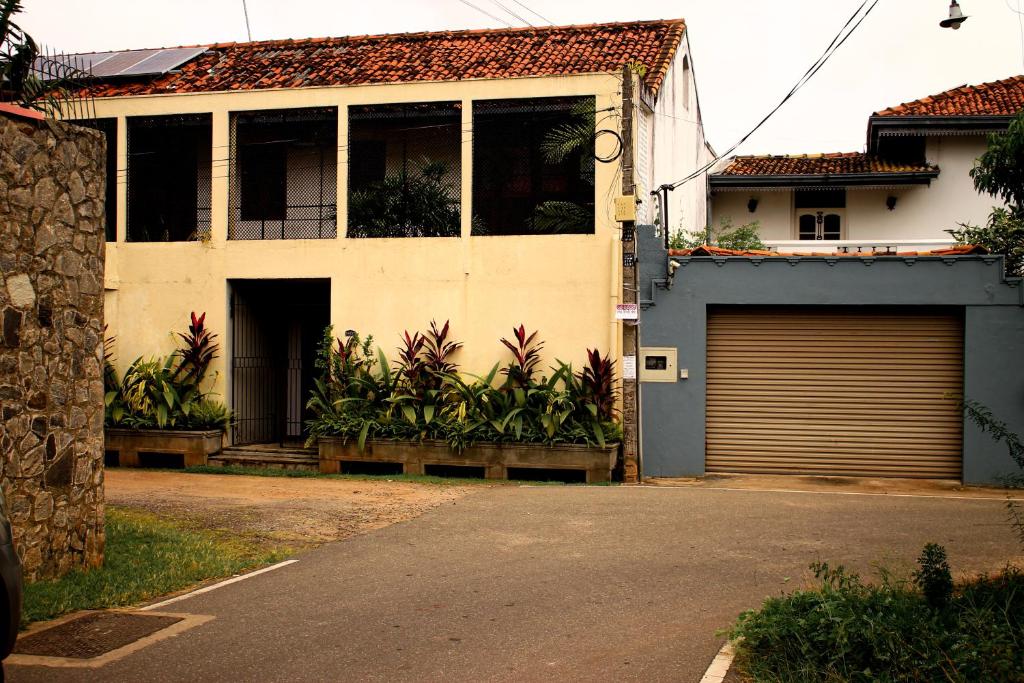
[472,96,596,236]
[75,118,117,241]
[126,114,211,242]
[229,107,338,240]
[347,102,461,238]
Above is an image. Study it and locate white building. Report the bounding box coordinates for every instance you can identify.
[709,75,1022,253]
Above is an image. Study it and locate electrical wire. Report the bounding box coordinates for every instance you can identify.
[508,0,553,25]
[487,0,533,26]
[1009,0,1024,70]
[241,0,253,42]
[664,0,882,191]
[453,0,512,27]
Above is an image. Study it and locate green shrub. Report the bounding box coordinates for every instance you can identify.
[305,322,622,452]
[729,552,1024,682]
[668,218,766,251]
[104,312,232,430]
[914,543,953,610]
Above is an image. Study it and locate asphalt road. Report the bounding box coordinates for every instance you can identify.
[9,485,1018,682]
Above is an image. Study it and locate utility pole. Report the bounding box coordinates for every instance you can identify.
[620,64,640,484]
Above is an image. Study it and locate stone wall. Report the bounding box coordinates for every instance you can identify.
[0,110,106,580]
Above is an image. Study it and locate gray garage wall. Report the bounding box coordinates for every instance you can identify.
[637,225,1024,485]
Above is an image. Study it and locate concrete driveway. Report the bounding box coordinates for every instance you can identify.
[9,484,1019,682]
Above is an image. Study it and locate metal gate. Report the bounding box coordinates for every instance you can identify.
[230,280,329,446]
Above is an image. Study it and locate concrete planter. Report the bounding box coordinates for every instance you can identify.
[104,428,225,468]
[318,437,618,483]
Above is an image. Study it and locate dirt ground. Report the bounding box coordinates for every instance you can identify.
[105,469,477,551]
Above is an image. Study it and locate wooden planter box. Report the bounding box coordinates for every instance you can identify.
[105,428,224,468]
[318,437,619,483]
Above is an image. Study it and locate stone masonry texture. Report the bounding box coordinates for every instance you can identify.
[0,111,106,580]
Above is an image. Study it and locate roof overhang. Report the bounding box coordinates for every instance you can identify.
[708,170,940,191]
[867,114,1012,149]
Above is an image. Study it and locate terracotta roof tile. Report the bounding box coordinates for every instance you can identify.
[715,152,936,177]
[86,20,685,98]
[874,74,1024,117]
[668,245,988,258]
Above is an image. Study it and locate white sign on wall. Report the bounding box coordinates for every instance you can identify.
[615,303,639,320]
[622,355,637,379]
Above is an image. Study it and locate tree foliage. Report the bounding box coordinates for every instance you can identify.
[947,208,1024,276]
[668,218,766,251]
[971,110,1024,217]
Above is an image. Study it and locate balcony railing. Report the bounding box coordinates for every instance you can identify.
[763,238,956,254]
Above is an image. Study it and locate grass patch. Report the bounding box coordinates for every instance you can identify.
[181,464,588,486]
[23,507,290,626]
[728,559,1024,682]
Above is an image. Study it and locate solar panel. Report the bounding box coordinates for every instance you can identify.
[34,47,207,80]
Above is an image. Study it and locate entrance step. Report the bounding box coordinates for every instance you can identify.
[209,445,319,472]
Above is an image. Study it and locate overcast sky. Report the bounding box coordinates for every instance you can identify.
[18,0,1023,155]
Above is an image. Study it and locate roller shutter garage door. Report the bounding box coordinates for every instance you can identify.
[706,308,963,479]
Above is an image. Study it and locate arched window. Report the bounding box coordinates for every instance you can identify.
[794,189,846,240]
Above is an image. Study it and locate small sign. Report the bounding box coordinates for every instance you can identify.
[623,252,636,268]
[621,226,635,242]
[614,196,636,222]
[615,303,639,320]
[622,355,637,379]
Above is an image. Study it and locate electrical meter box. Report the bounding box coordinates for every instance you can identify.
[639,347,677,382]
[614,195,636,222]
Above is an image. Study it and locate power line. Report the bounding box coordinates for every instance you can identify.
[509,0,553,25]
[664,0,882,191]
[453,0,512,26]
[487,0,533,26]
[241,0,253,42]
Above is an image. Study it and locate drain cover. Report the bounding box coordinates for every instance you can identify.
[14,612,183,659]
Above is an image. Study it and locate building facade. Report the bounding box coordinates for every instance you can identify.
[74,20,708,447]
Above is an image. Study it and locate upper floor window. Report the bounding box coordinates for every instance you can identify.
[472,96,595,236]
[795,189,845,241]
[76,118,117,242]
[127,114,211,242]
[229,107,337,240]
[347,102,461,238]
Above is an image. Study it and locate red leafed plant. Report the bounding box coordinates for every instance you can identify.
[173,312,219,386]
[500,325,543,388]
[424,319,462,380]
[396,330,428,396]
[581,348,617,420]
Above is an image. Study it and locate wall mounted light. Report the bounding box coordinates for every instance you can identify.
[886,195,898,211]
[747,197,759,213]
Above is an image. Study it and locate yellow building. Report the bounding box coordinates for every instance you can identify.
[79,19,708,445]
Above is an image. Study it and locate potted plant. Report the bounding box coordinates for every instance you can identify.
[104,312,231,467]
[308,322,622,482]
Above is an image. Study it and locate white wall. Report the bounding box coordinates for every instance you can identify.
[712,135,1000,244]
[642,33,709,235]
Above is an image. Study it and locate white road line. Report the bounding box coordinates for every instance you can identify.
[699,641,736,683]
[639,484,1024,502]
[139,559,299,611]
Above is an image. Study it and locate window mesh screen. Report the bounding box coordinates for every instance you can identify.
[472,96,595,236]
[347,102,461,238]
[229,107,337,240]
[75,118,117,242]
[126,114,211,242]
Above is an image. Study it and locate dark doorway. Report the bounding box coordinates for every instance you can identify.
[230,279,330,446]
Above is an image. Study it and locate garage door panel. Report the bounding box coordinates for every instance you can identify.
[706,308,963,479]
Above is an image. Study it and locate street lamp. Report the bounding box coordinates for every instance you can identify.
[940,0,968,29]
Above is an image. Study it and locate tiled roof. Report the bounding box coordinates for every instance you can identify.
[669,245,988,258]
[715,152,936,177]
[874,74,1024,117]
[86,20,685,98]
